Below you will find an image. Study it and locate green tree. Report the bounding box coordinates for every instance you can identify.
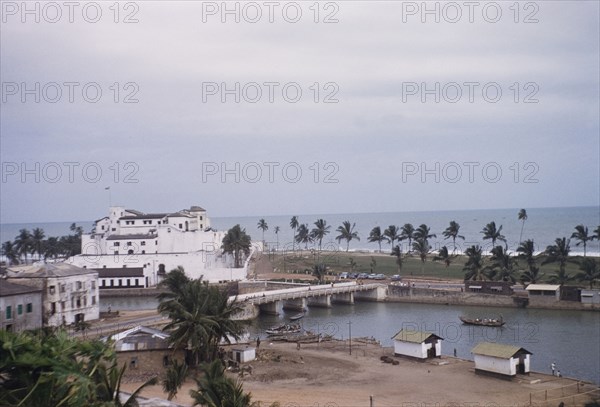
[391,245,403,273]
[487,245,518,283]
[399,224,415,253]
[517,239,544,285]
[576,258,600,289]
[481,221,506,249]
[295,224,312,250]
[412,238,430,275]
[31,227,45,261]
[312,263,327,283]
[222,225,252,268]
[433,246,452,267]
[571,224,592,257]
[14,228,32,263]
[543,237,574,286]
[414,224,436,243]
[290,216,299,251]
[384,225,401,251]
[335,221,360,252]
[190,360,257,407]
[274,226,280,249]
[442,221,464,254]
[368,226,389,252]
[369,256,377,274]
[257,219,268,247]
[463,245,486,281]
[311,219,331,252]
[1,240,20,265]
[163,359,189,400]
[518,209,528,245]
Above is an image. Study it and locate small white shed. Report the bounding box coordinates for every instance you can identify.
[526,284,560,301]
[232,347,256,363]
[391,329,443,359]
[472,342,532,378]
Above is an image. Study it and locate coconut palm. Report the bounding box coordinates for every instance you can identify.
[31,227,45,261]
[576,258,600,288]
[516,239,536,266]
[412,238,430,275]
[391,245,403,273]
[384,225,401,250]
[274,226,280,249]
[368,226,389,252]
[518,209,528,245]
[42,236,61,260]
[311,219,331,252]
[520,265,544,285]
[14,228,32,263]
[190,360,256,407]
[295,224,312,250]
[543,237,574,286]
[481,221,506,250]
[442,221,464,254]
[517,239,543,285]
[290,216,299,251]
[571,224,592,257]
[463,245,486,281]
[335,221,360,252]
[399,224,415,253]
[488,245,518,283]
[1,240,20,265]
[222,225,252,268]
[414,224,436,243]
[312,263,327,283]
[433,246,452,267]
[369,256,377,274]
[163,358,189,400]
[257,219,268,246]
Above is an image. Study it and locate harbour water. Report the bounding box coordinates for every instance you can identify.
[100,296,600,385]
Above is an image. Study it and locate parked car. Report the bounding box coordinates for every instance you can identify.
[373,273,386,280]
[391,274,402,281]
[339,272,349,279]
[349,272,359,279]
[357,273,369,279]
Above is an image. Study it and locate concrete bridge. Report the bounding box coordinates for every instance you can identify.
[232,281,387,320]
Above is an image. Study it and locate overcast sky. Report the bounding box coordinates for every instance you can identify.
[1,1,598,223]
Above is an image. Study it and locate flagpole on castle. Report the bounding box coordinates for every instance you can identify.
[105,186,111,207]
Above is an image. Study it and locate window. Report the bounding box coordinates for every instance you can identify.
[127,241,132,246]
[61,301,66,311]
[17,304,23,315]
[114,242,120,246]
[92,281,96,289]
[6,306,12,319]
[111,228,116,231]
[114,250,118,255]
[60,284,66,293]
[110,279,114,286]
[49,285,55,294]
[92,296,96,305]
[76,281,82,290]
[179,223,183,229]
[127,279,131,286]
[102,280,106,287]
[135,278,139,286]
[26,303,32,313]
[83,296,87,306]
[76,297,81,308]
[130,357,138,369]
[101,225,105,230]
[119,280,122,286]
[51,302,56,314]
[141,250,145,254]
[155,240,158,245]
[141,241,146,246]
[71,298,74,308]
[128,249,134,255]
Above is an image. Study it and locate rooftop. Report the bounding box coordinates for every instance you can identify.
[391,329,443,343]
[471,342,532,359]
[106,234,157,240]
[0,279,42,296]
[525,284,561,291]
[6,263,98,278]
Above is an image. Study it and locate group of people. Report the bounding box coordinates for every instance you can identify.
[551,362,562,377]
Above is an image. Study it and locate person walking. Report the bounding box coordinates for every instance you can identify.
[551,362,556,376]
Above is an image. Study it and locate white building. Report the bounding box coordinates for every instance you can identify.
[0,279,43,332]
[472,342,532,378]
[232,346,256,363]
[580,289,600,305]
[70,205,252,285]
[391,329,443,359]
[5,263,99,326]
[526,284,561,303]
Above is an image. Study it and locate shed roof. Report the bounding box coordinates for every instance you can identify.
[6,263,97,278]
[391,329,443,343]
[0,279,42,296]
[471,342,532,359]
[525,284,560,291]
[105,325,170,343]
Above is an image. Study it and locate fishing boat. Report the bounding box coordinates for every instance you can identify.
[266,324,301,335]
[289,313,305,321]
[459,315,505,327]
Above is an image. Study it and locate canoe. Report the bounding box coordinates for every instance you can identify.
[289,313,305,321]
[459,316,505,327]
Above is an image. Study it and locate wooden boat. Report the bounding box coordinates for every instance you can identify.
[266,323,301,335]
[459,316,505,327]
[289,313,305,321]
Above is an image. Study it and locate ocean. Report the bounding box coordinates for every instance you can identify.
[1,206,599,256]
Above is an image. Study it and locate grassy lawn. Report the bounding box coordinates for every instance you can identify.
[265,250,594,286]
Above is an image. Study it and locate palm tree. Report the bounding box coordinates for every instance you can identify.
[290,216,299,251]
[518,209,528,245]
[576,258,600,288]
[399,224,415,253]
[31,227,45,261]
[412,238,430,275]
[391,245,403,273]
[384,225,401,251]
[222,225,252,268]
[14,228,32,263]
[442,221,464,254]
[433,246,452,267]
[414,224,436,243]
[312,263,327,283]
[481,221,506,250]
[163,358,189,400]
[488,245,518,283]
[1,240,20,265]
[335,221,360,252]
[520,265,544,285]
[274,226,280,250]
[190,360,256,407]
[463,245,486,281]
[295,224,312,250]
[42,236,61,260]
[543,237,574,286]
[571,224,592,257]
[311,219,331,251]
[368,226,389,252]
[517,239,543,285]
[369,256,377,274]
[257,219,268,247]
[69,222,83,236]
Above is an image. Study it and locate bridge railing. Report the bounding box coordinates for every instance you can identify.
[237,283,384,305]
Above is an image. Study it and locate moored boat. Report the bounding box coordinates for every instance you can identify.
[289,313,305,321]
[459,315,505,327]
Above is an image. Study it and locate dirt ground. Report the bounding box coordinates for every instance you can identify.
[121,340,596,407]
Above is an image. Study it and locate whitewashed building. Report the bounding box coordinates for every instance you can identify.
[580,289,600,305]
[5,263,99,326]
[472,342,532,378]
[0,279,43,332]
[232,346,256,363]
[391,329,443,359]
[526,284,561,304]
[70,205,253,285]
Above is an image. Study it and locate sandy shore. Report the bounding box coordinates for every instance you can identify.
[121,340,596,407]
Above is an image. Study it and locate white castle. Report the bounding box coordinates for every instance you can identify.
[70,205,250,287]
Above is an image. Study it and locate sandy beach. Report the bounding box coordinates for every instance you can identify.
[121,340,597,407]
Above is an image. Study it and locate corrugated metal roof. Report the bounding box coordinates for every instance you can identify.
[0,279,42,296]
[525,284,560,291]
[95,268,145,278]
[391,329,442,343]
[471,342,531,358]
[6,263,97,278]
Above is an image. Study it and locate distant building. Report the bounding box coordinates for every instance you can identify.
[104,325,184,378]
[391,329,443,359]
[232,346,256,363]
[580,289,600,305]
[5,263,99,326]
[472,342,532,378]
[526,284,561,303]
[70,205,252,284]
[0,279,43,332]
[464,281,514,295]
